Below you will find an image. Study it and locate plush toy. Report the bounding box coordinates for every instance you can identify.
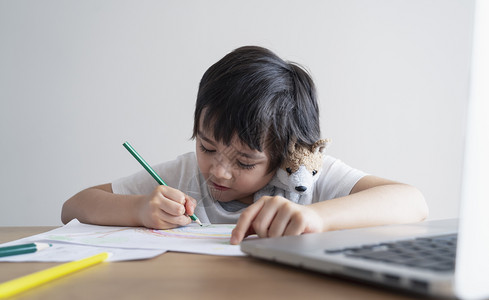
[254,138,331,205]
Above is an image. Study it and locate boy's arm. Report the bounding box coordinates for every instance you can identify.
[312,175,429,232]
[230,175,428,244]
[62,183,197,228]
[61,184,144,226]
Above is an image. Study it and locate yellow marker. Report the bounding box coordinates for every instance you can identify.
[0,252,110,298]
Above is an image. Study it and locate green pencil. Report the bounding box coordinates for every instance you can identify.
[0,243,52,258]
[122,141,202,226]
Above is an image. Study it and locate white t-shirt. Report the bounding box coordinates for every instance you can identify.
[111,152,366,224]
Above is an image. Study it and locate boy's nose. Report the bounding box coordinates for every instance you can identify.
[210,158,232,180]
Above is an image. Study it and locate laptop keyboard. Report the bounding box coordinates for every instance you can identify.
[325,234,457,272]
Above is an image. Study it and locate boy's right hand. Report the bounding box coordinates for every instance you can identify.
[137,185,197,229]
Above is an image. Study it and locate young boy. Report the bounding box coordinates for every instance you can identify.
[61,46,428,245]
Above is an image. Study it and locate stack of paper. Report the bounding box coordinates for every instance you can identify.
[0,219,244,262]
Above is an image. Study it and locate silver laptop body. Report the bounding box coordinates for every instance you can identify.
[241,219,458,297]
[241,1,489,298]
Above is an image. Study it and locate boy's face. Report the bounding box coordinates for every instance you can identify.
[195,127,275,204]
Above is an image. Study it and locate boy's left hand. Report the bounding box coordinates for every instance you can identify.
[230,196,323,245]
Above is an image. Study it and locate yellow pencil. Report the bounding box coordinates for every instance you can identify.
[0,252,110,298]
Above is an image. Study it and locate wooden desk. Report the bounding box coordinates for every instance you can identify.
[0,227,426,300]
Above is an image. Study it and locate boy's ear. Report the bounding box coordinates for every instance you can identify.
[312,138,332,154]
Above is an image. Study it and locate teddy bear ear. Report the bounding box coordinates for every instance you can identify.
[288,140,297,154]
[312,138,332,154]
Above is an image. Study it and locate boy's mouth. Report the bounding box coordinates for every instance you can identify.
[210,181,230,191]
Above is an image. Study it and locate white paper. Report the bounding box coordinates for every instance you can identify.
[0,219,244,261]
[0,242,166,262]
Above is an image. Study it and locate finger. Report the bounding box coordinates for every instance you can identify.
[230,200,265,245]
[268,204,293,238]
[158,197,186,216]
[283,212,307,236]
[251,199,281,238]
[184,195,197,215]
[143,209,189,230]
[157,210,192,227]
[230,226,256,245]
[156,185,186,205]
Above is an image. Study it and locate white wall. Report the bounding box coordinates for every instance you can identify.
[0,0,474,226]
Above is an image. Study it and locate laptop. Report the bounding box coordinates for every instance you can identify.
[241,2,489,299]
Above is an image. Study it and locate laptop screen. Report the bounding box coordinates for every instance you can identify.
[454,0,489,298]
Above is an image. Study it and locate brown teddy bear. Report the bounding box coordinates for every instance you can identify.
[254,138,331,204]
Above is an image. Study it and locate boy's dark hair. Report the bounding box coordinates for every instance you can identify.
[192,46,320,173]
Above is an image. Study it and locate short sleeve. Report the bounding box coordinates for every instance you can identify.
[111,168,158,195]
[313,156,367,202]
[111,152,197,196]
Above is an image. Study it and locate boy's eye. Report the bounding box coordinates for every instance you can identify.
[238,161,256,170]
[286,168,292,174]
[312,170,317,176]
[199,144,215,153]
